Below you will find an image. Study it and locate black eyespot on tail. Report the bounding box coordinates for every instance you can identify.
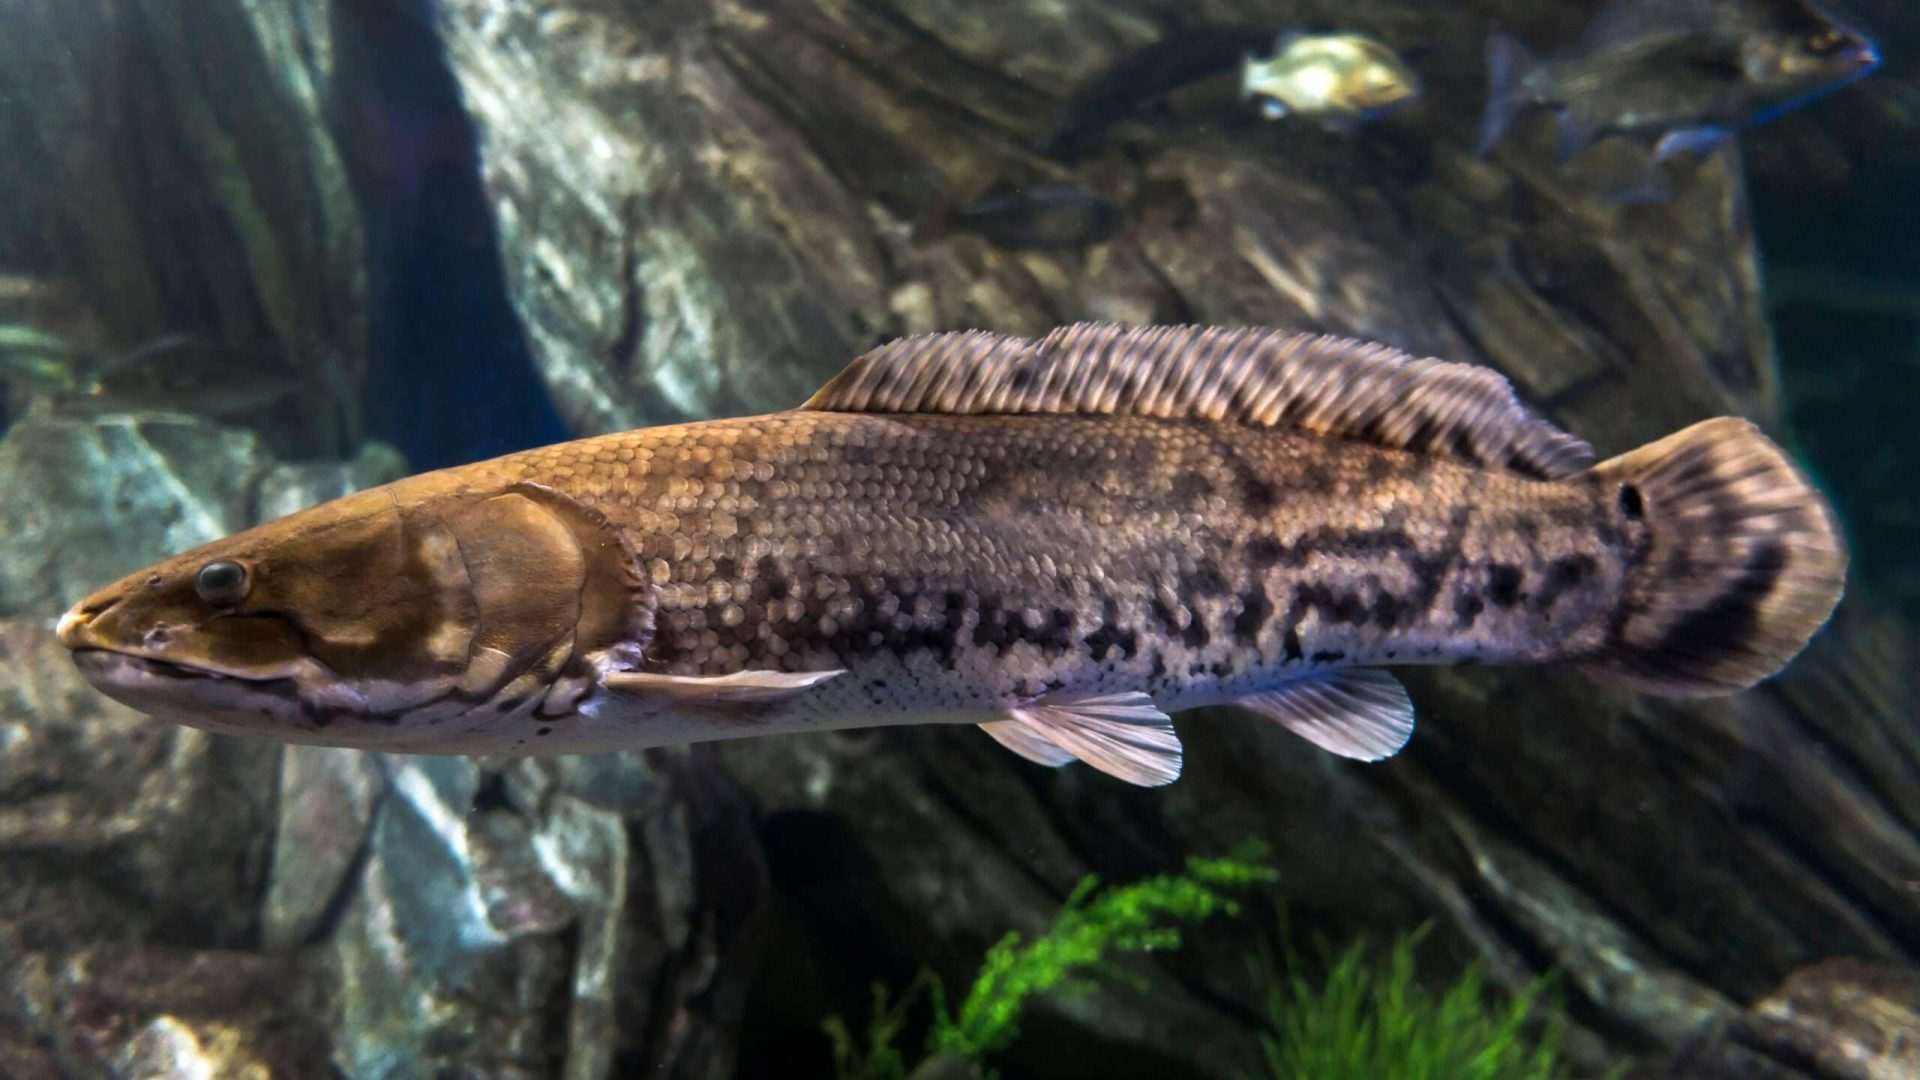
[1618,483,1645,519]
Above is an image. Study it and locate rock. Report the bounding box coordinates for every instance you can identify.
[0,413,267,618]
[0,0,366,458]
[432,0,1774,443]
[1636,959,1920,1080]
[0,938,332,1079]
[3,1,1913,1078]
[0,413,281,951]
[325,750,765,1079]
[255,442,410,524]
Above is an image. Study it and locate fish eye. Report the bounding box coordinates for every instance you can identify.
[194,560,251,607]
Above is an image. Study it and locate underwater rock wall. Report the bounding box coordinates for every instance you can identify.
[0,0,1913,1077]
[0,0,366,458]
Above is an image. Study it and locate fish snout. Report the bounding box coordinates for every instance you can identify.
[56,589,129,651]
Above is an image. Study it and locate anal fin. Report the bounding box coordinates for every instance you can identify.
[1238,669,1414,761]
[987,690,1183,787]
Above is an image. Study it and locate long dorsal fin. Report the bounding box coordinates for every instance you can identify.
[803,322,1593,479]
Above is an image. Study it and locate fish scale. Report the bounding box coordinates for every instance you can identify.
[474,410,1626,713]
[56,323,1847,787]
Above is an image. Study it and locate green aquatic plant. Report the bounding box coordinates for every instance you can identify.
[823,971,942,1080]
[1257,925,1580,1080]
[823,845,1278,1080]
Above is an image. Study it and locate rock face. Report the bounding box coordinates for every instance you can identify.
[2,0,1916,1078]
[1637,959,1920,1080]
[0,0,366,458]
[427,0,1916,1074]
[431,0,1777,444]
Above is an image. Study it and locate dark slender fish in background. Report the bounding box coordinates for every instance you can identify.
[1476,0,1879,162]
[942,183,1124,251]
[57,324,1847,787]
[1043,26,1281,159]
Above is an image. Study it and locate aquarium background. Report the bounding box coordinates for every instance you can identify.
[0,1,1915,1078]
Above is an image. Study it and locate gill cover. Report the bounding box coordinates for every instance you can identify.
[430,482,652,705]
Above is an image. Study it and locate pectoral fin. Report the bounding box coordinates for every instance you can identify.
[605,668,845,706]
[1238,669,1414,761]
[985,690,1182,787]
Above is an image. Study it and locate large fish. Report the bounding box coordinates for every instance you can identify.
[56,324,1847,786]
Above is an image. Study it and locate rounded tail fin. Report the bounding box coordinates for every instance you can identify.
[1584,418,1847,697]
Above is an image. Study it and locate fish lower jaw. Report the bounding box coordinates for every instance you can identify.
[70,647,254,683]
[68,648,307,729]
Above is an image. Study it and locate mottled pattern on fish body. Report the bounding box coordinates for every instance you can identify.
[478,411,1622,719]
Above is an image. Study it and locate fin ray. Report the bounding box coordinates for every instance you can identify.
[803,323,1592,479]
[1000,690,1183,787]
[1239,669,1414,761]
[978,719,1076,768]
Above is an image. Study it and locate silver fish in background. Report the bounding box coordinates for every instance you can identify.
[1477,0,1880,161]
[56,324,1846,787]
[1241,32,1422,131]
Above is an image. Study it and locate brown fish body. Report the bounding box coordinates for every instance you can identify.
[55,324,1847,785]
[476,412,1622,696]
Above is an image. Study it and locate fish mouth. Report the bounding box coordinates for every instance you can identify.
[68,648,304,733]
[70,647,282,686]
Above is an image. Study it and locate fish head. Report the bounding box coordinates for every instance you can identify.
[55,479,650,747]
[1339,51,1422,113]
[1738,9,1878,98]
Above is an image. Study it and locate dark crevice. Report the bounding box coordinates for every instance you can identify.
[330,0,569,469]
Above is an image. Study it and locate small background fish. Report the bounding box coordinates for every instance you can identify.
[1240,32,1423,130]
[1477,0,1880,161]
